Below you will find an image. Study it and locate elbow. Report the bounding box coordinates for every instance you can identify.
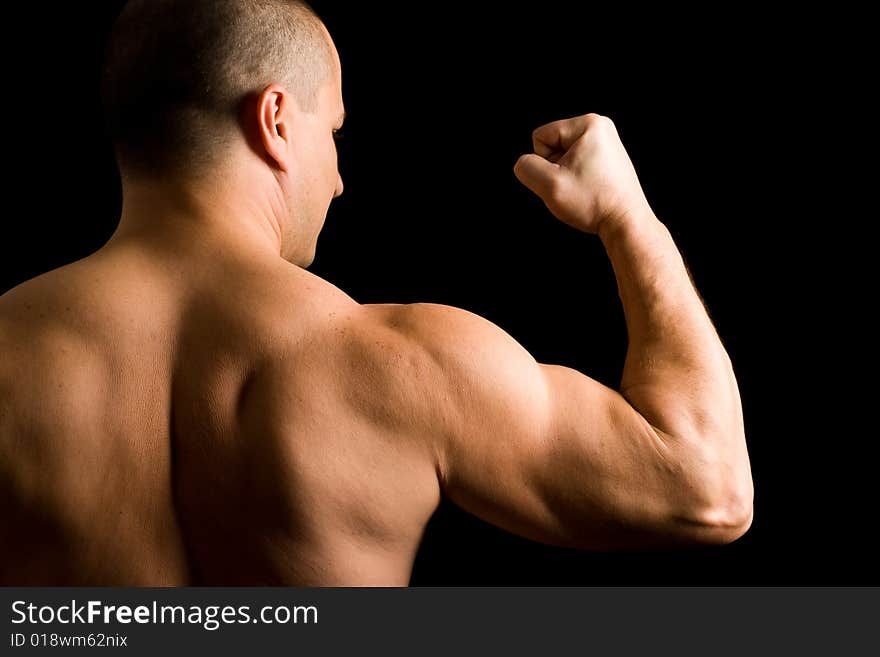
[688,489,754,545]
[674,442,755,546]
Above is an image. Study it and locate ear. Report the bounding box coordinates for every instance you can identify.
[256,84,294,173]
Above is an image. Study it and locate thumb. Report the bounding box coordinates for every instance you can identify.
[513,153,561,199]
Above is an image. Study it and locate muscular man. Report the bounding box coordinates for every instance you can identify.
[0,0,753,585]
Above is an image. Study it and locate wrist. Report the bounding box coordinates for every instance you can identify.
[597,203,662,245]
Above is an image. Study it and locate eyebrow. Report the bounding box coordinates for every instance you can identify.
[338,111,346,124]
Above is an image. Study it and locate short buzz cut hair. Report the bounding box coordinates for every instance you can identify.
[100,0,335,178]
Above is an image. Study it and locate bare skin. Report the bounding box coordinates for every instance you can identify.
[0,27,753,586]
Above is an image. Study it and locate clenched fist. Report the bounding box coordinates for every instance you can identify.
[513,113,652,235]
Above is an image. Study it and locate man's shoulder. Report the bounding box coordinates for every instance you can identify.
[0,255,115,338]
[350,302,481,373]
[336,301,513,420]
[311,303,456,431]
[358,301,488,344]
[357,301,524,374]
[0,266,84,349]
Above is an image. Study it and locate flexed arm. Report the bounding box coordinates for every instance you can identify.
[359,113,752,550]
[514,113,753,537]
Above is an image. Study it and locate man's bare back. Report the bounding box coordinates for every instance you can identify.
[0,240,440,585]
[0,112,754,586]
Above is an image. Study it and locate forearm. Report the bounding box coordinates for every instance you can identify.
[598,209,748,500]
[598,208,752,530]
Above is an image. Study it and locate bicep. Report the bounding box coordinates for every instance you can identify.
[391,302,692,550]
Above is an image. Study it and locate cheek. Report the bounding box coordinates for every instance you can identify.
[312,136,334,174]
[327,146,339,180]
[301,133,337,196]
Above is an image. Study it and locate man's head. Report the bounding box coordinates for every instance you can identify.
[101,0,345,266]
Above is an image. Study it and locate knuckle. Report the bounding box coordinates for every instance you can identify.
[544,173,566,202]
[585,113,614,128]
[532,125,550,144]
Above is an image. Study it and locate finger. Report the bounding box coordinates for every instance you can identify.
[532,115,591,156]
[513,153,562,200]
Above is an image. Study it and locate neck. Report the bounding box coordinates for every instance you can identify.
[106,164,289,263]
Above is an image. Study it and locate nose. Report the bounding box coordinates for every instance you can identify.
[334,173,344,198]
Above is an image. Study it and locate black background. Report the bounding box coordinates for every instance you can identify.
[0,3,871,584]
